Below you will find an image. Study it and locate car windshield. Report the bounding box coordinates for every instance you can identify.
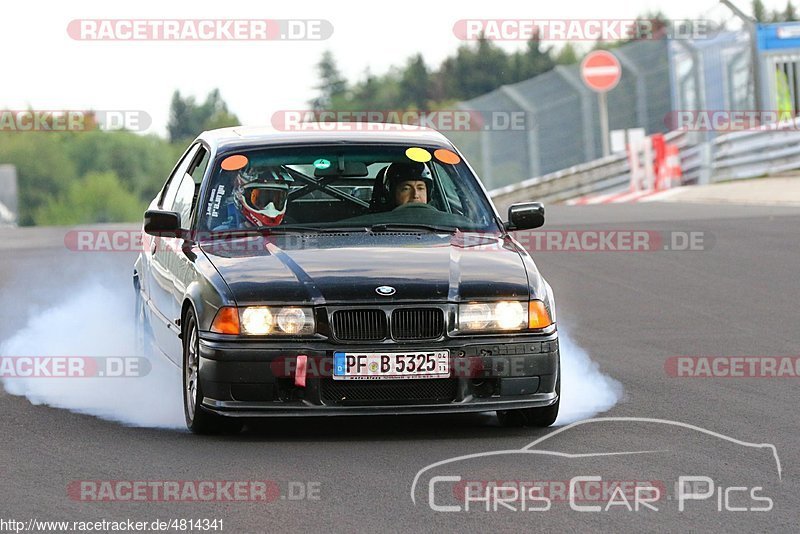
[199,144,500,234]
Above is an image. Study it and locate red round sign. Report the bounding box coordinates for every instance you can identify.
[580,51,621,92]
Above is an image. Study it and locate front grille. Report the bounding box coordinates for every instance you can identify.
[392,308,445,340]
[320,378,457,405]
[331,309,387,341]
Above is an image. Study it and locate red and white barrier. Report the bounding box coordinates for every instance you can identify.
[568,133,683,205]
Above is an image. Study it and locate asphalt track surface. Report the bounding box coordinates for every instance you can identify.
[0,202,798,532]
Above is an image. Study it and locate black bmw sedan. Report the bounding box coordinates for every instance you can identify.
[134,125,560,433]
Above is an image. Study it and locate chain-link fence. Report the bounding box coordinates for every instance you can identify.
[669,30,754,136]
[450,39,673,190]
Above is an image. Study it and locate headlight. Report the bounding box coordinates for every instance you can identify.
[459,303,492,330]
[495,301,526,329]
[211,306,315,336]
[276,307,310,334]
[457,300,552,333]
[241,307,274,335]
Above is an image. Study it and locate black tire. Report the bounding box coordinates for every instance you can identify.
[182,308,242,435]
[522,374,560,428]
[496,408,527,427]
[497,363,561,428]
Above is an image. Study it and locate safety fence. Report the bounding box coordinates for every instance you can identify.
[711,122,800,181]
[489,130,698,213]
[489,120,800,211]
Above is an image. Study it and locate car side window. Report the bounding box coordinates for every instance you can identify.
[171,174,197,229]
[160,144,201,210]
[189,147,210,185]
[168,147,210,229]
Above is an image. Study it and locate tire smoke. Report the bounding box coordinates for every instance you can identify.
[0,277,620,430]
[0,280,185,429]
[554,331,623,425]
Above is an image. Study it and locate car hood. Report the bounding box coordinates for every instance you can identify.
[200,232,536,305]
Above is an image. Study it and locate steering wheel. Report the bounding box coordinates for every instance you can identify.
[393,202,438,211]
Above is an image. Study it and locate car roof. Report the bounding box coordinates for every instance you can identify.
[197,124,456,154]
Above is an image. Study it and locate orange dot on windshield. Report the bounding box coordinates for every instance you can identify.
[221,154,249,171]
[434,149,461,165]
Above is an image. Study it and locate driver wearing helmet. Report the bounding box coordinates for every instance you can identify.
[385,161,433,208]
[232,166,292,227]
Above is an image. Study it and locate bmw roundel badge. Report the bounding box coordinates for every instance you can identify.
[375,286,396,296]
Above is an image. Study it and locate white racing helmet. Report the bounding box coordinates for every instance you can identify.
[233,167,293,226]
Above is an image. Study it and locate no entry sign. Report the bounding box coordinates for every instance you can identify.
[581,50,621,92]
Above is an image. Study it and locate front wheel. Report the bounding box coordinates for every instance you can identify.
[182,309,242,435]
[497,369,560,428]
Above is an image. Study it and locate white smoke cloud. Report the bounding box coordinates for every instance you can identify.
[0,280,184,429]
[554,330,623,425]
[0,276,620,430]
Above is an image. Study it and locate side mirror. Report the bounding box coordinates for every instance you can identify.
[505,202,544,231]
[144,210,181,237]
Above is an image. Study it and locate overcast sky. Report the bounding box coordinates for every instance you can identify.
[2,0,788,136]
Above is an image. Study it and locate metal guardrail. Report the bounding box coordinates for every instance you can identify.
[711,122,800,182]
[490,153,629,215]
[489,130,698,212]
[0,201,14,226]
[488,121,800,208]
[0,164,18,226]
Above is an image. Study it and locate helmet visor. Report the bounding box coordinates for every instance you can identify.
[245,186,288,212]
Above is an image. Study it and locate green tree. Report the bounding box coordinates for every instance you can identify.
[753,0,768,21]
[555,43,579,65]
[350,68,379,108]
[167,90,197,142]
[638,10,669,39]
[311,30,568,111]
[439,37,512,100]
[33,171,144,225]
[400,54,432,110]
[0,131,77,225]
[197,89,239,131]
[510,34,555,81]
[65,130,185,203]
[311,51,348,110]
[785,0,798,20]
[167,89,239,142]
[767,2,799,21]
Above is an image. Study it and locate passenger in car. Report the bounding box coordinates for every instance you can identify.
[209,167,293,230]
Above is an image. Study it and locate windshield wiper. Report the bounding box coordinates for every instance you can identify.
[205,225,370,238]
[368,223,459,233]
[274,225,379,233]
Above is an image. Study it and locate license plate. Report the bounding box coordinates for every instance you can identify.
[333,351,450,380]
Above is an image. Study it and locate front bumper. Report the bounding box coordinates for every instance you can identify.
[197,333,559,417]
